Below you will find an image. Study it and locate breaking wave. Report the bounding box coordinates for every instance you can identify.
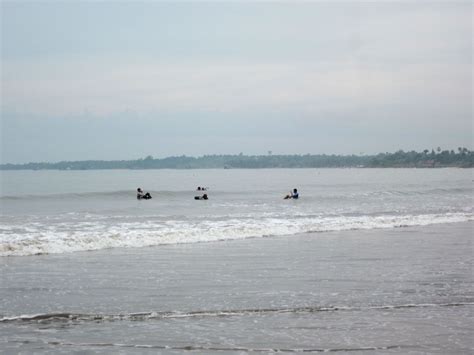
[0,212,472,257]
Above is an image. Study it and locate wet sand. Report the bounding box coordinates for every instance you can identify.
[1,222,473,354]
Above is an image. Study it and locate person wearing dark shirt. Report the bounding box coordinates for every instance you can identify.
[284,188,299,199]
[137,188,152,200]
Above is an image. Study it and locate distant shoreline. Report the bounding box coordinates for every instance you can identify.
[1,166,473,171]
[1,149,472,170]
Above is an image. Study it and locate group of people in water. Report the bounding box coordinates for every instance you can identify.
[137,187,299,200]
[195,186,208,199]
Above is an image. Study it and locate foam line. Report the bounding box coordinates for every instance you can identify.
[2,302,472,324]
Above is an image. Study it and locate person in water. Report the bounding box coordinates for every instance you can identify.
[284,188,299,199]
[137,188,152,200]
[194,193,208,200]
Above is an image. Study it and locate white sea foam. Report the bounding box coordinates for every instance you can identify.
[0,212,471,257]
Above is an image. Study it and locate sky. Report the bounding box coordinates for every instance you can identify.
[1,0,472,163]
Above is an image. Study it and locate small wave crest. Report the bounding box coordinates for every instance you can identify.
[0,190,198,201]
[2,185,471,201]
[2,302,472,324]
[10,339,413,353]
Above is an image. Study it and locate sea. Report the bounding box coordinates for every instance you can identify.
[0,168,472,257]
[0,168,473,353]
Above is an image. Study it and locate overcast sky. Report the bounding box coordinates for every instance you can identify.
[1,1,472,163]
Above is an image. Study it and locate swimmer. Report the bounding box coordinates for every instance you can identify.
[284,188,299,199]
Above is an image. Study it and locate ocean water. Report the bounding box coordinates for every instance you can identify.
[1,169,473,353]
[1,223,473,353]
[0,168,472,256]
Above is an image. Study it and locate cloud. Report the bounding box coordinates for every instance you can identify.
[2,55,470,120]
[1,1,472,163]
[2,1,470,118]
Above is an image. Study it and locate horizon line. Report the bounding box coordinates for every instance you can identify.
[1,147,472,166]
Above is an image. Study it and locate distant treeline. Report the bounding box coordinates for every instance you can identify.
[1,148,472,170]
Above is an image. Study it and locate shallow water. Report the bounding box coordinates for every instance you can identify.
[1,223,472,353]
[1,168,472,256]
[1,169,472,353]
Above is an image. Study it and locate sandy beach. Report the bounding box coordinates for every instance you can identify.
[1,222,472,354]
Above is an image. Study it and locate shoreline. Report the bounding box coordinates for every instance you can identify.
[2,166,473,171]
[2,150,472,170]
